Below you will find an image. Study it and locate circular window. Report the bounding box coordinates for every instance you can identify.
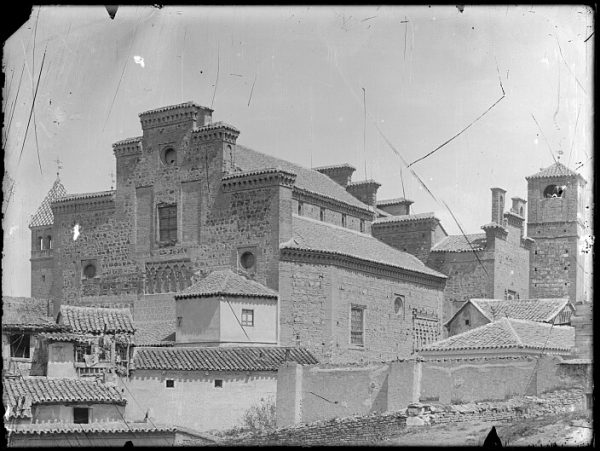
[240,252,255,270]
[161,147,177,166]
[83,263,96,279]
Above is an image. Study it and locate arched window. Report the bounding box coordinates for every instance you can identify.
[543,185,566,198]
[394,296,405,319]
[83,263,96,279]
[519,206,524,216]
[47,236,52,250]
[38,237,44,250]
[161,147,177,166]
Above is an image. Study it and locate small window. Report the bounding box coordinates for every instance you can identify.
[465,319,470,326]
[42,275,46,283]
[394,296,405,316]
[519,206,524,216]
[47,236,52,249]
[297,201,303,215]
[543,184,566,198]
[214,379,223,388]
[75,344,92,363]
[73,407,90,424]
[341,214,347,228]
[83,263,96,279]
[166,379,175,388]
[240,252,255,270]
[319,208,325,221]
[10,334,30,358]
[241,309,254,327]
[506,290,517,301]
[176,316,183,327]
[38,236,44,250]
[350,306,365,346]
[158,205,177,243]
[161,147,177,166]
[359,220,365,233]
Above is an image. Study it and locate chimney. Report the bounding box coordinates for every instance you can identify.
[314,164,356,187]
[376,198,414,216]
[510,197,527,218]
[346,180,381,207]
[139,101,213,131]
[490,187,506,225]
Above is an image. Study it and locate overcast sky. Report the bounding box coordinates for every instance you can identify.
[2,5,594,296]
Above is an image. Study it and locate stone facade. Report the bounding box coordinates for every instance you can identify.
[526,162,587,303]
[29,101,447,362]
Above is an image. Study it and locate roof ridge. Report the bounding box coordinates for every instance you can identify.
[502,318,523,346]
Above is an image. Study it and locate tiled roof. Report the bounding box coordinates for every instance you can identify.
[469,298,572,323]
[52,190,115,203]
[133,346,319,372]
[313,163,356,171]
[7,422,176,435]
[526,161,581,179]
[376,197,414,207]
[175,269,278,299]
[431,233,487,252]
[1,296,61,331]
[58,305,135,334]
[38,332,100,343]
[112,136,142,147]
[3,377,126,418]
[373,212,438,225]
[197,121,240,133]
[420,318,574,354]
[29,178,68,227]
[235,145,371,211]
[133,321,175,347]
[347,179,381,187]
[282,215,446,279]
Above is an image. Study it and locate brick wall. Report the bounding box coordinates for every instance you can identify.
[278,261,443,363]
[372,218,444,264]
[491,234,530,299]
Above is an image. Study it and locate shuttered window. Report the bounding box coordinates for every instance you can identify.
[158,205,177,242]
[350,306,364,346]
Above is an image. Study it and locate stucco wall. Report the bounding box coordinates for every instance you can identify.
[46,342,77,378]
[8,432,176,447]
[121,370,277,432]
[445,303,489,337]
[33,404,125,423]
[219,297,277,344]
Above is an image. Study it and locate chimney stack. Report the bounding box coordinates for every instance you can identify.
[314,164,356,187]
[510,197,527,218]
[490,187,506,225]
[376,198,414,216]
[346,180,381,207]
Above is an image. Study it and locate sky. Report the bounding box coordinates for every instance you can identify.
[2,5,594,297]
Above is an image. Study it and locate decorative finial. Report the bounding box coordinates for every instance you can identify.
[110,171,115,190]
[53,157,63,178]
[557,149,564,161]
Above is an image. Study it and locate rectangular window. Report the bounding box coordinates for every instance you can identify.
[10,334,30,358]
[177,316,183,327]
[158,205,177,242]
[73,407,90,424]
[341,214,347,227]
[75,344,92,363]
[214,379,223,388]
[297,201,304,215]
[166,379,175,388]
[319,207,325,221]
[359,219,365,233]
[350,306,365,346]
[241,309,254,327]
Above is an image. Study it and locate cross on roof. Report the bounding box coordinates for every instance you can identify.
[53,157,63,178]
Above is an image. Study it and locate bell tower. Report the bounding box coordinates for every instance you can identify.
[526,161,587,303]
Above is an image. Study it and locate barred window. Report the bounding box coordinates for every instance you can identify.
[10,334,30,358]
[241,309,254,327]
[158,205,177,242]
[350,306,365,346]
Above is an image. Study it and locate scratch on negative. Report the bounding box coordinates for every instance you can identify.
[247,73,257,107]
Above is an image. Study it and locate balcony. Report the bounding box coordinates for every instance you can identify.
[31,249,53,259]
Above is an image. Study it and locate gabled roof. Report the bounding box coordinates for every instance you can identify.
[420,318,574,354]
[282,215,446,279]
[29,178,67,227]
[1,296,61,331]
[526,161,582,180]
[469,298,572,323]
[431,233,487,253]
[58,305,134,334]
[235,145,372,212]
[133,321,176,347]
[133,346,319,372]
[3,377,126,419]
[175,269,278,300]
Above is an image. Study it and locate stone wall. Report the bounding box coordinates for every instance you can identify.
[278,261,444,363]
[372,218,444,264]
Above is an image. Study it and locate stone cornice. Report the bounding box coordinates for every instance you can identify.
[192,122,240,144]
[504,210,524,228]
[113,137,143,157]
[280,247,446,289]
[293,187,374,220]
[222,168,297,192]
[51,192,115,214]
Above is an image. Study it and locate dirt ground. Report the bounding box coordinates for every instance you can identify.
[384,412,593,447]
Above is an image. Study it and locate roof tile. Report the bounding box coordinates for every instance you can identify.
[373,212,438,225]
[421,318,574,354]
[431,233,487,252]
[59,305,134,334]
[470,298,572,323]
[133,346,318,372]
[526,161,581,180]
[29,178,68,227]
[8,422,176,435]
[176,269,278,299]
[284,215,446,278]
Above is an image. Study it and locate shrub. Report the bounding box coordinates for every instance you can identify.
[241,397,276,433]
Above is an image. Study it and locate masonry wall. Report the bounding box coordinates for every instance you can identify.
[427,250,495,323]
[278,261,443,364]
[371,219,444,264]
[492,234,530,300]
[120,370,277,432]
[9,431,176,447]
[32,404,125,423]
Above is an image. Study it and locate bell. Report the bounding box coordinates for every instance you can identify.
[105,5,118,20]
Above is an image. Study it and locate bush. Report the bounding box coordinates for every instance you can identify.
[241,397,276,433]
